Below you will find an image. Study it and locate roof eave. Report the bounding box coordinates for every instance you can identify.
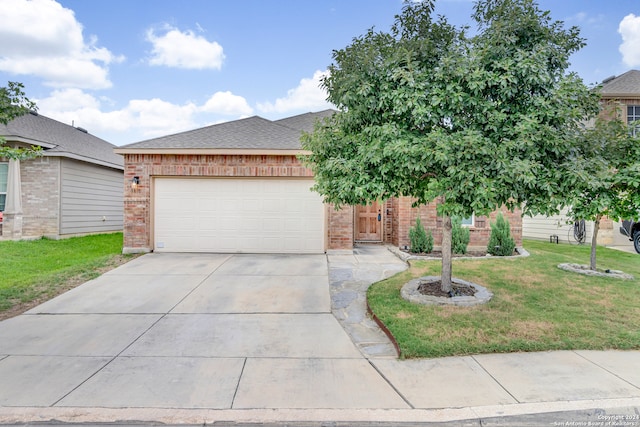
[601,93,640,99]
[44,151,124,170]
[1,135,57,149]
[113,148,311,156]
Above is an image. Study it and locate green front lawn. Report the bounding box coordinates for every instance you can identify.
[0,233,135,318]
[368,240,640,359]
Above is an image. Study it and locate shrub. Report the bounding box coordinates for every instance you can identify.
[487,212,516,256]
[424,229,434,254]
[409,217,433,253]
[451,216,470,254]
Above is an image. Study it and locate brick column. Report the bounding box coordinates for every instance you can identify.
[327,204,354,250]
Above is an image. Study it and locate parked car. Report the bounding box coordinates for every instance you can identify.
[620,219,640,254]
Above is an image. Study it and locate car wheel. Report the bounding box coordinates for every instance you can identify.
[635,231,640,254]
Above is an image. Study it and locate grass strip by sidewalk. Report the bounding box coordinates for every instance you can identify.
[0,233,134,318]
[368,239,640,359]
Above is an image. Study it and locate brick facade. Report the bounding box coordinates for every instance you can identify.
[20,156,60,238]
[387,197,522,251]
[122,153,523,253]
[123,153,338,252]
[327,204,354,250]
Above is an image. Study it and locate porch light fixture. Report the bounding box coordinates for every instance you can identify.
[131,176,140,190]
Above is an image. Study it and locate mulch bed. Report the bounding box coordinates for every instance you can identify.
[417,279,477,298]
[403,250,489,258]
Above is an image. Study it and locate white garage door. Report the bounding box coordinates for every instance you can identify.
[154,178,325,253]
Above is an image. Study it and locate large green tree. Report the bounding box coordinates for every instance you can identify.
[0,81,42,160]
[569,116,640,270]
[302,0,600,291]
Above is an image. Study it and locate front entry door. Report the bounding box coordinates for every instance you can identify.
[355,202,382,241]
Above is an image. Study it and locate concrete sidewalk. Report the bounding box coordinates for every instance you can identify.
[0,247,639,426]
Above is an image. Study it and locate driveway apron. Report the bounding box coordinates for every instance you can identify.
[0,253,408,410]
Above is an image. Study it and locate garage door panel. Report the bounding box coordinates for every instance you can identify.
[198,198,219,211]
[156,196,197,211]
[154,178,324,253]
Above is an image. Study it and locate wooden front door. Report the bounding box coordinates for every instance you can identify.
[355,202,382,241]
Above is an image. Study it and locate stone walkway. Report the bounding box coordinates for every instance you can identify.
[327,244,408,358]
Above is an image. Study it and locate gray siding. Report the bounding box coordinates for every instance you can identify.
[522,208,594,244]
[59,159,123,235]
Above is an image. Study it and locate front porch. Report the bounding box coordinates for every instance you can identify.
[327,198,523,252]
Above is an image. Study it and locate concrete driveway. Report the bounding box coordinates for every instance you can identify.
[0,253,407,410]
[1,248,640,425]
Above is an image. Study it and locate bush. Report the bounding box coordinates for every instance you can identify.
[451,216,470,254]
[409,217,433,253]
[487,212,516,256]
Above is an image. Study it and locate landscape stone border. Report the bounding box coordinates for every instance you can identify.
[387,246,530,262]
[401,276,494,307]
[557,263,634,280]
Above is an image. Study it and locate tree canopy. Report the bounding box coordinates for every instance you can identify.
[0,81,42,160]
[568,115,640,269]
[301,0,600,290]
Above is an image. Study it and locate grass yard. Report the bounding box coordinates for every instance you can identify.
[368,239,640,359]
[0,233,135,319]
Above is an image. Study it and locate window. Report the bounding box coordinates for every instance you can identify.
[460,214,474,227]
[627,105,640,136]
[0,162,8,211]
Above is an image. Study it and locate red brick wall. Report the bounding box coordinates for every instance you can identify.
[327,204,354,250]
[122,153,352,252]
[123,153,523,253]
[388,196,523,251]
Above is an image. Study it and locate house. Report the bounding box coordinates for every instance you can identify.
[0,111,124,240]
[522,70,640,245]
[116,110,522,254]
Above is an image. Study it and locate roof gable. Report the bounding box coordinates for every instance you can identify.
[120,110,337,151]
[0,112,123,169]
[600,70,640,97]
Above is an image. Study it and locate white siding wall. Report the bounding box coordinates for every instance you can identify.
[522,207,594,244]
[59,159,123,235]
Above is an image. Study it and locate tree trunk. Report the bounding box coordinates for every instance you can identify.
[441,215,453,293]
[590,215,601,271]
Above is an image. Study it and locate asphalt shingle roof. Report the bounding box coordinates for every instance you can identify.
[120,110,337,150]
[274,109,336,132]
[600,70,640,97]
[0,111,123,169]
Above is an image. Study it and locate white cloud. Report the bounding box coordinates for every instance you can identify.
[39,89,198,136]
[36,88,255,144]
[619,14,640,67]
[125,98,199,135]
[0,0,123,89]
[200,91,253,115]
[37,88,100,112]
[146,25,224,70]
[257,70,334,114]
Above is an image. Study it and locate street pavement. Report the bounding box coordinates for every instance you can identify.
[0,246,639,426]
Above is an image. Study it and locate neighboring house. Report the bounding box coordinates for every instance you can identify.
[0,111,124,240]
[522,70,640,245]
[116,110,521,254]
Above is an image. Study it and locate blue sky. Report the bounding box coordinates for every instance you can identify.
[1,0,639,146]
